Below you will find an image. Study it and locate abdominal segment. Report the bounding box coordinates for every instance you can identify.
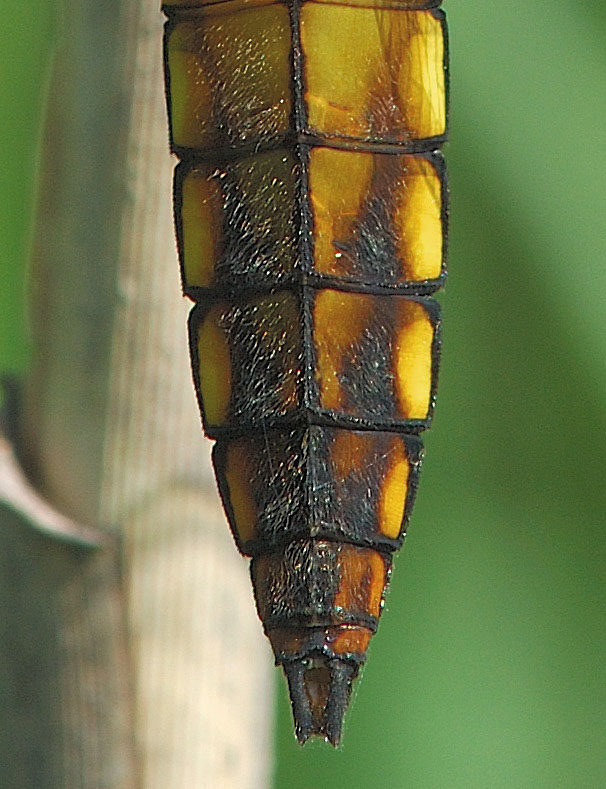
[163,0,447,744]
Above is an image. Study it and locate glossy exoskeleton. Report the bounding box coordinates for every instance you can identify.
[162,0,448,745]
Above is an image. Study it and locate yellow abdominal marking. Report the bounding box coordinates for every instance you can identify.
[397,160,443,280]
[181,170,220,288]
[395,303,433,419]
[168,43,212,149]
[197,310,232,426]
[314,289,371,411]
[401,13,445,138]
[379,455,409,539]
[309,147,373,276]
[302,7,445,140]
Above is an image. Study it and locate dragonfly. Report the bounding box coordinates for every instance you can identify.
[162,0,448,746]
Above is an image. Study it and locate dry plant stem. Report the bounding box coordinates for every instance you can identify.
[0,1,273,786]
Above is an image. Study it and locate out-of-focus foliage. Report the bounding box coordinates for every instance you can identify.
[0,1,57,373]
[2,1,604,786]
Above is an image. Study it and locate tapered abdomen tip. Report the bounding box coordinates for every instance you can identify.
[252,540,387,743]
[283,657,357,746]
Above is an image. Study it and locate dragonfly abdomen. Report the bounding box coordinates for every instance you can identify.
[163,0,448,744]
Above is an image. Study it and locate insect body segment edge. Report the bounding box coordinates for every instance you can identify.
[162,0,448,745]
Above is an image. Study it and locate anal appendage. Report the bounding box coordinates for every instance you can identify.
[283,656,358,746]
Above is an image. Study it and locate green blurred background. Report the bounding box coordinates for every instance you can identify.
[1,2,605,787]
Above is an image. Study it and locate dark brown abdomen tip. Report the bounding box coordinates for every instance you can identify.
[283,656,357,746]
[252,539,389,744]
[268,624,373,745]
